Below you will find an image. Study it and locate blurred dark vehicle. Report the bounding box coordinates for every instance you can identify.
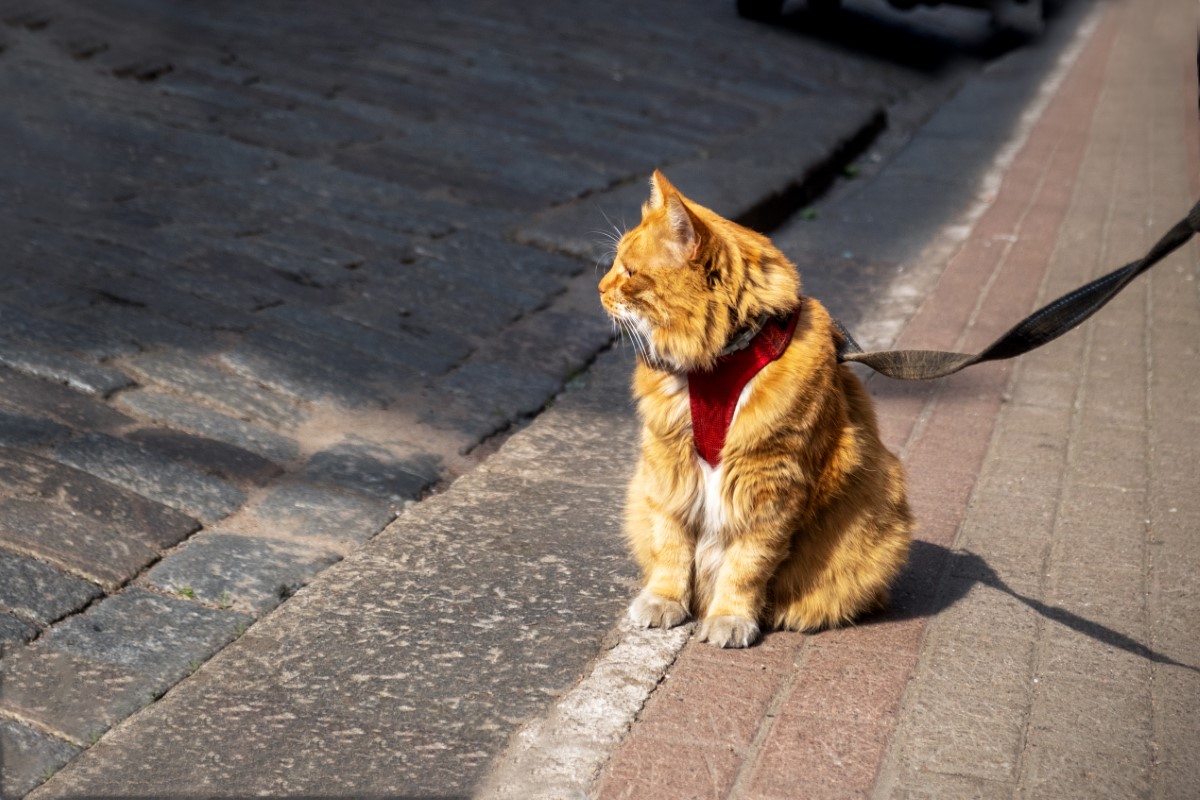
[736,0,1045,36]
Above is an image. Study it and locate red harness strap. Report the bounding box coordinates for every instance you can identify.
[687,305,802,467]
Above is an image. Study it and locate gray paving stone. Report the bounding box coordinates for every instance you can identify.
[892,630,1035,783]
[121,351,304,428]
[932,577,1041,642]
[241,229,367,275]
[127,255,285,315]
[142,531,340,616]
[1020,675,1153,799]
[115,389,300,465]
[417,227,581,288]
[126,427,282,486]
[889,770,1014,800]
[302,443,436,503]
[0,301,138,361]
[43,587,252,683]
[74,270,256,333]
[176,246,334,311]
[0,366,134,433]
[0,549,101,626]
[0,611,38,654]
[55,433,246,523]
[260,302,469,377]
[0,408,71,448]
[1054,484,1147,571]
[219,329,403,410]
[1153,669,1200,799]
[329,141,552,216]
[0,718,81,800]
[441,362,562,424]
[334,259,532,344]
[269,203,417,259]
[0,499,159,591]
[212,232,363,290]
[242,481,394,551]
[0,645,154,746]
[0,339,134,397]
[272,160,457,238]
[0,447,200,551]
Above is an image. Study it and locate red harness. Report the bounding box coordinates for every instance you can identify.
[686,305,801,467]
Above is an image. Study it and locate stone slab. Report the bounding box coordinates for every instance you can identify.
[0,498,160,591]
[115,389,299,466]
[125,427,283,486]
[141,531,340,616]
[54,433,246,523]
[260,301,469,377]
[41,587,252,684]
[0,301,138,362]
[301,443,434,504]
[237,480,395,552]
[0,549,101,626]
[0,408,71,449]
[0,341,133,398]
[0,367,134,433]
[120,351,304,429]
[0,447,200,551]
[0,719,80,800]
[218,331,396,410]
[0,646,151,745]
[0,611,38,654]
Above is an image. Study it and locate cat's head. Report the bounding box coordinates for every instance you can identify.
[598,170,800,372]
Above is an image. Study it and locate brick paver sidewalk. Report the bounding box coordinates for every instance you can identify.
[595,0,1200,797]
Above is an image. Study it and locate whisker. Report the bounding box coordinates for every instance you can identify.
[621,319,652,365]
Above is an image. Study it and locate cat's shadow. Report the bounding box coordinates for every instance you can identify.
[842,540,1200,674]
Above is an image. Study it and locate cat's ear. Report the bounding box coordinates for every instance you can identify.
[644,169,676,216]
[664,194,701,258]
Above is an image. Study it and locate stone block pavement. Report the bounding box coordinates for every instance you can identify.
[0,0,1004,796]
[4,0,1196,797]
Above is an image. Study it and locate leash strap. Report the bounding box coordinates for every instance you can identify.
[834,198,1200,380]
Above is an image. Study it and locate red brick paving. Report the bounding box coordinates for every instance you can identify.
[591,0,1200,795]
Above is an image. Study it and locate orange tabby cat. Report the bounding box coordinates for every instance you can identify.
[598,170,913,648]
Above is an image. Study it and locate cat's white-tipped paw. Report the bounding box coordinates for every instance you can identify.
[628,589,689,629]
[698,615,760,648]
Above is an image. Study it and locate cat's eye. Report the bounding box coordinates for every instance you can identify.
[622,264,636,278]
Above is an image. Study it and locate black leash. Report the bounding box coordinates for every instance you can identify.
[834,198,1200,380]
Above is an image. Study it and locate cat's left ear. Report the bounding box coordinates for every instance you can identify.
[664,194,701,259]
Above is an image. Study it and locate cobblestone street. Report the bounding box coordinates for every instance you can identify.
[0,1,1008,794]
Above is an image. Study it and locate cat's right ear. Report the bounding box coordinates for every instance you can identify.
[643,169,675,218]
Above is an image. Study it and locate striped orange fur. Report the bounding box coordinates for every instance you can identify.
[599,170,913,648]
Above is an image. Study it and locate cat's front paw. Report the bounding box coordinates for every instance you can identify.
[698,615,760,648]
[628,589,689,629]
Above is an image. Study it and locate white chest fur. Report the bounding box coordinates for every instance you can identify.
[692,459,727,599]
[688,380,754,593]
